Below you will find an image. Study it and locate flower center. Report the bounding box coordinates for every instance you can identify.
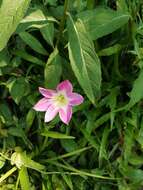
[53,93,68,107]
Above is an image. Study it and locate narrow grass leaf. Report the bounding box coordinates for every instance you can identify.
[99,127,110,165]
[123,125,134,164]
[41,131,75,139]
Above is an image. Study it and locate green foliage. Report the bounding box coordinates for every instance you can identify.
[0,0,143,189]
[68,14,101,103]
[19,32,48,55]
[19,167,31,190]
[77,7,130,40]
[44,48,62,88]
[0,0,31,51]
[127,69,143,108]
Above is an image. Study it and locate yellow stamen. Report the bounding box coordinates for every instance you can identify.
[53,93,68,107]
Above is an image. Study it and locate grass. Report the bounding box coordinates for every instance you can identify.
[0,0,143,189]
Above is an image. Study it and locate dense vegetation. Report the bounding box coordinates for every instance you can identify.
[0,0,143,189]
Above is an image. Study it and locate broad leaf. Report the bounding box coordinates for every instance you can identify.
[21,8,56,23]
[16,8,57,33]
[8,77,30,104]
[40,23,54,47]
[0,102,13,124]
[67,14,101,103]
[0,49,9,67]
[0,0,31,51]
[13,50,45,66]
[78,7,130,40]
[19,32,48,55]
[44,48,62,88]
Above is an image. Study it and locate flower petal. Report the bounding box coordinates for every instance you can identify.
[59,106,72,125]
[57,80,73,94]
[45,105,59,122]
[33,98,51,111]
[69,93,84,106]
[39,87,56,98]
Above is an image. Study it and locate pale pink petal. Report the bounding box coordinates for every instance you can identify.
[33,98,51,111]
[39,87,56,98]
[57,80,73,94]
[59,106,72,125]
[45,105,59,122]
[69,93,84,106]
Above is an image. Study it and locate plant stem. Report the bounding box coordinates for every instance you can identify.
[0,167,17,184]
[56,0,69,47]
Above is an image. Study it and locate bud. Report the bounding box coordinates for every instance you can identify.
[11,152,24,169]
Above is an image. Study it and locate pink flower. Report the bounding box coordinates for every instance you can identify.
[33,80,84,125]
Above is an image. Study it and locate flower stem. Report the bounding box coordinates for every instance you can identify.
[56,0,69,47]
[0,166,17,184]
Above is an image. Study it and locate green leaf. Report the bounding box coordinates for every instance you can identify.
[8,127,25,138]
[121,166,143,183]
[61,173,73,190]
[44,48,62,88]
[129,153,143,166]
[16,8,57,33]
[19,32,48,55]
[0,0,31,51]
[22,155,45,172]
[45,0,57,6]
[136,118,143,148]
[107,88,118,128]
[21,8,56,23]
[0,49,9,67]
[77,7,130,40]
[26,109,35,132]
[13,50,45,66]
[19,167,31,190]
[60,139,78,152]
[9,77,30,104]
[87,0,95,9]
[81,128,99,151]
[123,125,134,163]
[99,127,110,165]
[127,69,143,108]
[52,174,66,189]
[40,23,54,47]
[0,102,13,125]
[41,130,75,139]
[98,44,122,56]
[67,14,101,103]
